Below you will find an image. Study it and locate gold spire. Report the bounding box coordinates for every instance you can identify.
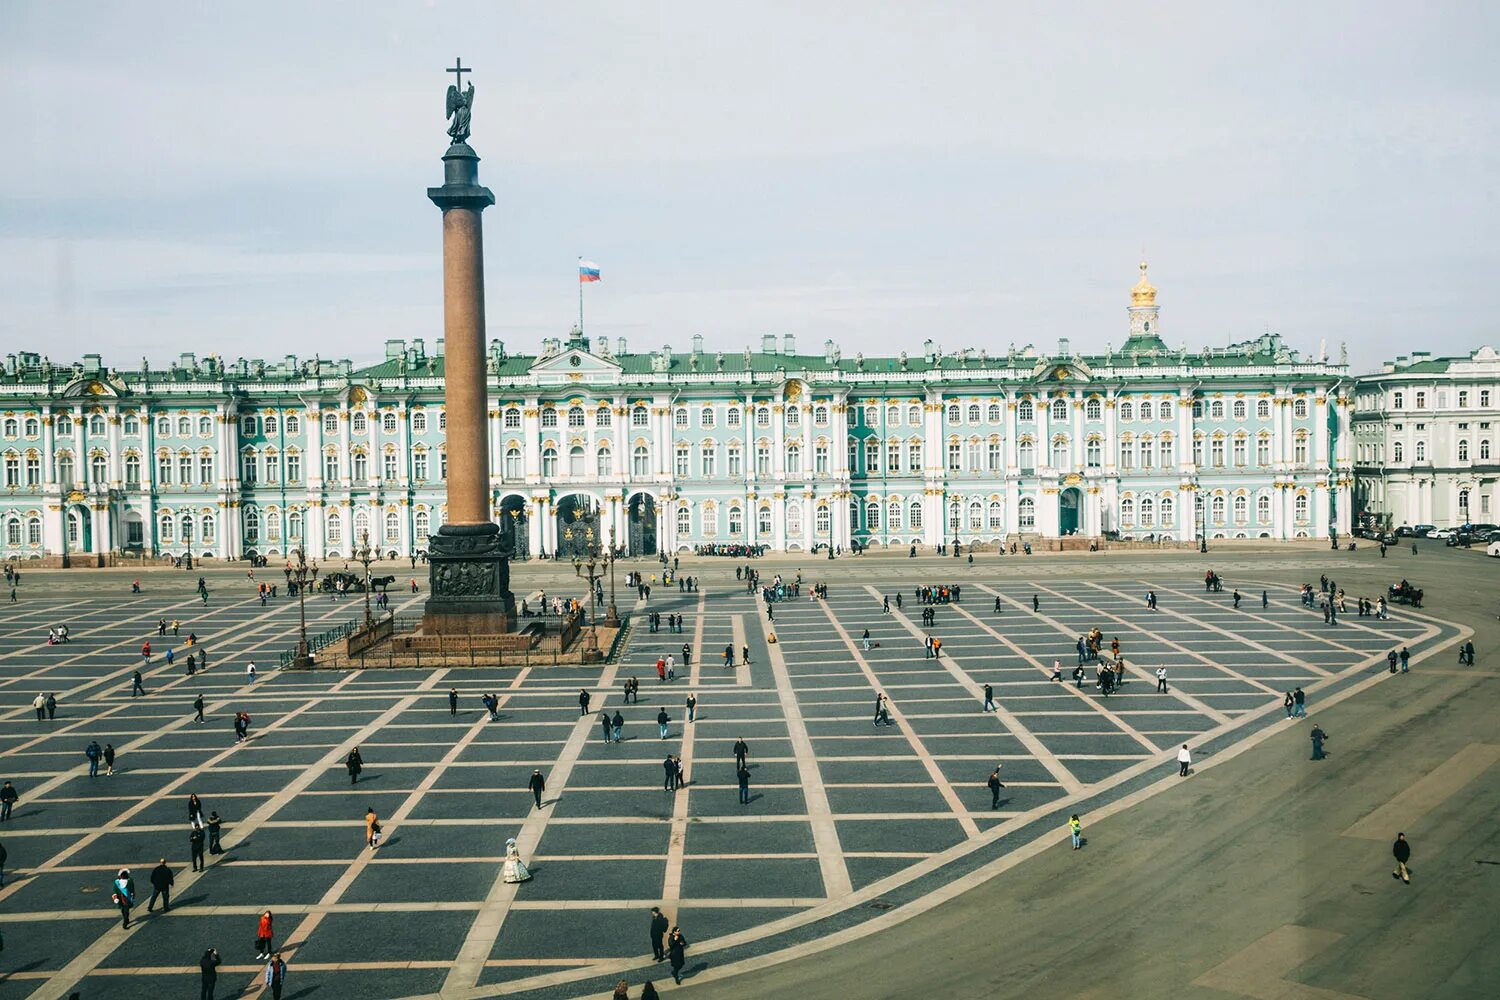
[1130,259,1157,307]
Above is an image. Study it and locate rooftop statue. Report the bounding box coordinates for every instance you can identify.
[445,58,475,146]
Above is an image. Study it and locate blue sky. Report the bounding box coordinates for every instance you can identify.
[2,2,1496,371]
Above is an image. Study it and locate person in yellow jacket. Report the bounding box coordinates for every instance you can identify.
[1069,814,1083,850]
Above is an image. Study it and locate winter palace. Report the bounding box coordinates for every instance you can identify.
[0,264,1369,563]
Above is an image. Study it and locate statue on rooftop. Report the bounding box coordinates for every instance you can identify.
[444,59,476,146]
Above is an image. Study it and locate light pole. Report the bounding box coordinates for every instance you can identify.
[356,528,375,631]
[1197,484,1209,554]
[292,531,311,668]
[572,544,606,663]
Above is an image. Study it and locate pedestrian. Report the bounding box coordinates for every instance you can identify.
[529,769,546,808]
[742,644,750,665]
[246,661,257,683]
[189,793,205,827]
[612,710,624,743]
[1177,743,1192,777]
[132,669,145,697]
[0,781,15,821]
[1283,691,1295,718]
[657,708,670,739]
[33,692,45,722]
[613,982,630,1000]
[737,762,751,804]
[1051,660,1062,682]
[255,910,274,960]
[0,838,8,886]
[733,737,749,770]
[1400,647,1410,673]
[1262,590,1269,608]
[642,983,660,1000]
[200,948,221,1000]
[1293,687,1306,717]
[86,740,101,777]
[663,754,677,791]
[656,657,666,682]
[190,824,207,871]
[194,693,206,723]
[600,710,614,743]
[345,747,363,784]
[579,688,592,716]
[667,926,689,984]
[1069,813,1083,850]
[264,953,289,1000]
[1032,594,1039,612]
[103,743,116,776]
[45,693,56,719]
[1310,723,1328,760]
[987,767,1004,809]
[649,906,670,961]
[1392,832,1412,883]
[982,683,994,712]
[207,811,223,854]
[1156,666,1168,693]
[1463,640,1475,665]
[112,867,136,928]
[1232,589,1242,609]
[365,806,381,849]
[1388,649,1399,674]
[686,693,697,723]
[147,857,174,912]
[449,687,459,715]
[666,654,676,682]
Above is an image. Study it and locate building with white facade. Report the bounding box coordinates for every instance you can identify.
[0,264,1355,563]
[1352,346,1500,530]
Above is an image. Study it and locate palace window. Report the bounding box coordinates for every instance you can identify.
[1211,495,1226,523]
[569,446,585,477]
[677,506,691,536]
[569,406,586,428]
[241,416,257,436]
[1161,495,1175,526]
[813,442,828,475]
[1414,440,1426,462]
[414,510,430,540]
[413,451,429,481]
[597,447,613,477]
[90,454,107,484]
[947,404,961,424]
[383,412,398,433]
[1234,495,1248,522]
[1458,439,1470,462]
[124,455,140,485]
[967,500,982,531]
[542,448,559,478]
[909,500,923,529]
[1294,399,1309,418]
[888,439,901,472]
[758,506,772,536]
[888,405,901,426]
[1017,400,1034,421]
[504,448,522,479]
[988,440,1002,471]
[57,415,74,435]
[1140,496,1155,526]
[675,408,689,428]
[285,452,300,483]
[786,406,801,428]
[675,446,689,478]
[1140,401,1153,421]
[1232,400,1246,420]
[1233,437,1247,465]
[987,403,1002,423]
[1257,438,1271,465]
[889,500,903,529]
[700,443,716,477]
[539,409,556,429]
[757,443,771,475]
[1018,440,1034,471]
[385,451,400,480]
[323,412,339,435]
[907,405,921,425]
[865,439,880,474]
[728,504,743,536]
[1211,438,1226,467]
[352,452,367,480]
[813,405,828,426]
[504,407,522,429]
[1018,497,1035,529]
[1294,435,1309,465]
[1086,439,1101,468]
[633,445,650,476]
[726,406,741,428]
[1294,494,1309,521]
[756,407,771,427]
[1210,401,1225,420]
[323,452,340,481]
[785,443,802,475]
[1119,441,1134,470]
[596,406,612,428]
[967,404,981,423]
[908,441,922,470]
[1051,399,1068,421]
[867,501,881,530]
[1160,400,1174,421]
[122,415,138,435]
[241,453,258,484]
[729,445,743,477]
[1086,399,1102,420]
[1120,402,1133,422]
[947,442,961,472]
[1139,439,1154,469]
[1121,498,1134,524]
[351,412,367,434]
[631,406,649,428]
[1052,437,1069,468]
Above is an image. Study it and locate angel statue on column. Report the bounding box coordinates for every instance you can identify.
[446,79,475,146]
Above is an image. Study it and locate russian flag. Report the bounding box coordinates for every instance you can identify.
[578,259,601,283]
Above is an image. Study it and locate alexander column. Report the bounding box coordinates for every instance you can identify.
[422,58,517,635]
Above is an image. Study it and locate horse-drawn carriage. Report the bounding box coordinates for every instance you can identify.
[1388,581,1423,608]
[318,572,397,594]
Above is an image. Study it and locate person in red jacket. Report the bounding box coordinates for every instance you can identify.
[255,910,274,960]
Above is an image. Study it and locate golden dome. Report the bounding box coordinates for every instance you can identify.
[1130,260,1157,307]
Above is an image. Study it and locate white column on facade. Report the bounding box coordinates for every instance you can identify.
[107,406,122,486]
[1072,390,1084,469]
[1003,391,1018,471]
[523,397,542,484]
[306,407,324,490]
[772,403,786,478]
[771,492,786,550]
[1036,395,1051,476]
[1104,393,1119,476]
[1177,391,1193,473]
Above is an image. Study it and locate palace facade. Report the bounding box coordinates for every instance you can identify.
[1351,346,1500,530]
[0,265,1356,562]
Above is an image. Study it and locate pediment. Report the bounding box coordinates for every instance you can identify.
[59,375,127,398]
[529,349,623,384]
[1030,359,1093,383]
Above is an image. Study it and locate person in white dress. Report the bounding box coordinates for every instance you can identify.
[502,837,531,883]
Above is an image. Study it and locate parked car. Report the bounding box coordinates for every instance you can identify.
[1486,529,1500,543]
[1379,532,1399,546]
[1395,525,1414,537]
[1488,540,1500,557]
[1446,532,1473,547]
[1413,524,1437,537]
[1428,528,1455,540]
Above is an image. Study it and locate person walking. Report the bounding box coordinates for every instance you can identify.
[612,710,624,743]
[264,953,289,1000]
[1283,691,1295,718]
[600,710,614,743]
[199,947,221,1000]
[982,683,995,712]
[206,811,223,855]
[188,793,205,828]
[103,743,116,776]
[663,754,678,792]
[0,781,16,822]
[1310,723,1329,760]
[1388,649,1399,674]
[733,737,749,770]
[449,688,459,716]
[528,769,546,808]
[1156,666,1168,693]
[649,906,670,961]
[1293,687,1306,718]
[737,763,751,804]
[1399,646,1410,673]
[657,708,670,740]
[132,670,145,697]
[254,910,274,960]
[579,688,592,716]
[667,926,689,985]
[345,747,364,784]
[147,857,174,912]
[33,692,46,722]
[1069,813,1083,850]
[189,824,207,872]
[656,656,667,682]
[1177,744,1192,777]
[1262,590,1269,608]
[194,693,206,724]
[246,661,257,683]
[1392,832,1412,883]
[987,767,1004,810]
[686,693,697,723]
[86,740,101,778]
[364,807,381,850]
[45,693,56,719]
[0,838,8,887]
[112,868,136,928]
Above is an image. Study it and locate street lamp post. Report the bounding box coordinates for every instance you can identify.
[1197,485,1209,554]
[292,535,311,668]
[572,548,605,663]
[356,529,376,632]
[604,545,620,628]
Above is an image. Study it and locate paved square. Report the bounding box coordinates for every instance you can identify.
[0,562,1461,999]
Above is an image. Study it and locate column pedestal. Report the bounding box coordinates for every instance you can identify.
[422,523,517,634]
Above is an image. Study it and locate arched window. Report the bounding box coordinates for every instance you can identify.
[5,518,19,546]
[945,404,960,424]
[1086,398,1102,420]
[909,499,923,529]
[57,414,74,435]
[568,446,585,477]
[1121,497,1135,524]
[322,412,339,435]
[1120,402,1134,422]
[1211,495,1227,523]
[866,501,880,530]
[1017,439,1034,470]
[1052,437,1069,468]
[90,454,107,483]
[632,405,650,428]
[1393,441,1403,462]
[787,502,803,536]
[179,513,194,543]
[676,505,691,535]
[382,412,397,433]
[326,511,343,545]
[1481,440,1492,461]
[287,509,303,543]
[414,510,430,540]
[1018,497,1035,529]
[542,448,558,477]
[1232,400,1246,420]
[813,405,828,426]
[1458,488,1471,515]
[23,416,39,436]
[1294,493,1309,521]
[1051,398,1068,421]
[568,406,586,428]
[1140,401,1154,421]
[907,405,921,424]
[1234,495,1249,521]
[384,509,400,543]
[1160,400,1174,421]
[596,405,612,427]
[1160,495,1175,525]
[1017,400,1034,421]
[412,411,429,432]
[988,500,1003,529]
[27,515,42,544]
[596,447,613,477]
[354,509,371,542]
[888,499,902,529]
[987,403,1002,423]
[967,404,981,423]
[728,504,743,536]
[352,452,368,480]
[1294,398,1309,419]
[786,442,802,475]
[674,407,689,428]
[286,415,301,435]
[815,504,831,535]
[967,500,982,530]
[758,505,773,536]
[1458,439,1470,462]
[1256,399,1270,419]
[122,414,139,435]
[124,454,141,485]
[244,509,260,542]
[504,407,522,429]
[947,500,960,532]
[1210,400,1225,420]
[785,405,800,428]
[158,513,174,543]
[351,411,367,434]
[504,447,522,479]
[438,411,446,431]
[633,445,650,476]
[1415,440,1426,463]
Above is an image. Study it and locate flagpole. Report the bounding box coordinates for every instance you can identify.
[577,257,584,337]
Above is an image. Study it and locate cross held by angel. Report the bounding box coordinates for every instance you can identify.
[445,57,475,146]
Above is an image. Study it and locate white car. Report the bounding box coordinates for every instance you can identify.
[1428,528,1455,540]
[1489,540,1500,558]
